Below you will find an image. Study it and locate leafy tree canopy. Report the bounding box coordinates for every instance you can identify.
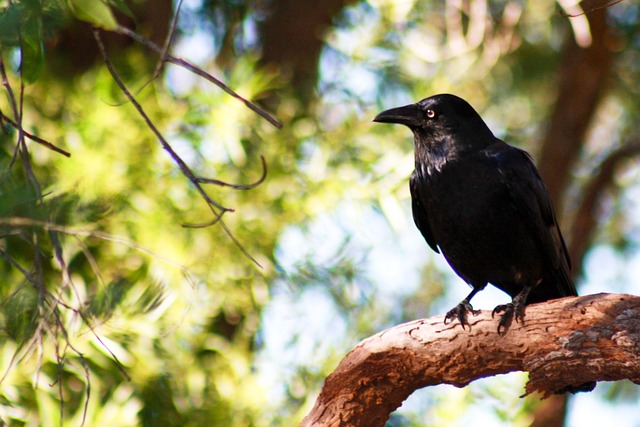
[0,0,639,426]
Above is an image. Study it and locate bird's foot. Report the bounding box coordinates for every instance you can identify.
[444,301,480,330]
[492,300,526,334]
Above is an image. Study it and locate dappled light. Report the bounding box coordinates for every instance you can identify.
[1,0,639,426]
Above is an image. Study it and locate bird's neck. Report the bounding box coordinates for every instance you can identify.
[414,136,446,175]
[413,129,495,177]
[412,131,464,175]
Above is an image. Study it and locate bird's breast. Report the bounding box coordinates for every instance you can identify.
[416,157,545,287]
[422,160,505,220]
[421,159,531,253]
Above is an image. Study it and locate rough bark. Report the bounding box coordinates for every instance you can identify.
[300,293,640,427]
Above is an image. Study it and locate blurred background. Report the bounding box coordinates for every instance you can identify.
[1,0,639,426]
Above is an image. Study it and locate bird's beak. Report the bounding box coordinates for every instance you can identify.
[373,104,421,127]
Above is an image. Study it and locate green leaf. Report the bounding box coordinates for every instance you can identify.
[3,287,38,342]
[67,0,118,30]
[86,278,132,320]
[107,0,133,18]
[20,17,45,84]
[20,41,45,84]
[0,3,22,46]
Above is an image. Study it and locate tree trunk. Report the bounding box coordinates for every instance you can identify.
[259,0,356,102]
[537,5,614,213]
[533,5,617,426]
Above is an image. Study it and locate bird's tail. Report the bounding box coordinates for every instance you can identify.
[526,267,577,304]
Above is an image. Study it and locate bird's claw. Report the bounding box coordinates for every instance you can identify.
[492,302,526,334]
[444,302,480,330]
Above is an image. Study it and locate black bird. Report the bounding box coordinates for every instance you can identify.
[374,94,577,333]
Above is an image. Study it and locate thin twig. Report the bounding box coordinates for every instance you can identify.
[196,155,268,189]
[0,56,23,178]
[49,306,93,427]
[50,228,82,307]
[0,112,71,157]
[52,323,65,426]
[54,298,131,382]
[152,0,184,81]
[73,235,106,288]
[559,0,623,17]
[113,0,186,103]
[78,309,131,381]
[0,248,31,277]
[93,29,263,266]
[115,25,283,129]
[92,30,231,214]
[0,58,19,134]
[0,216,194,274]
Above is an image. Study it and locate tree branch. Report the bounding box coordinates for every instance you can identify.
[114,25,283,129]
[0,111,71,157]
[300,293,640,427]
[568,141,640,276]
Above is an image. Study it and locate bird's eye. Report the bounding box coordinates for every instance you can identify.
[426,109,436,118]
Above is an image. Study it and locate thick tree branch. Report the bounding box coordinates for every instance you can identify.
[568,141,640,276]
[300,293,640,427]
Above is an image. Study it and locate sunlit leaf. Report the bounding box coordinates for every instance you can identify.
[67,0,117,30]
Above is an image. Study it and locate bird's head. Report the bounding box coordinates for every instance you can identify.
[373,94,493,143]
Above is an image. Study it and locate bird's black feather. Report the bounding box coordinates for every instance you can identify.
[374,94,577,323]
[374,94,597,393]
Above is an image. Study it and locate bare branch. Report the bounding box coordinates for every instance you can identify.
[0,216,193,275]
[196,155,268,189]
[93,29,264,266]
[92,30,231,215]
[559,0,624,18]
[151,0,183,81]
[301,294,640,427]
[0,111,71,157]
[115,25,283,129]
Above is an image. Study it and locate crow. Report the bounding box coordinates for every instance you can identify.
[374,94,577,334]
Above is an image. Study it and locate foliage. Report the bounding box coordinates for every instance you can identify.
[0,0,639,426]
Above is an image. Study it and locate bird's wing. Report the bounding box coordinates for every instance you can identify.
[488,142,576,296]
[410,172,440,253]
